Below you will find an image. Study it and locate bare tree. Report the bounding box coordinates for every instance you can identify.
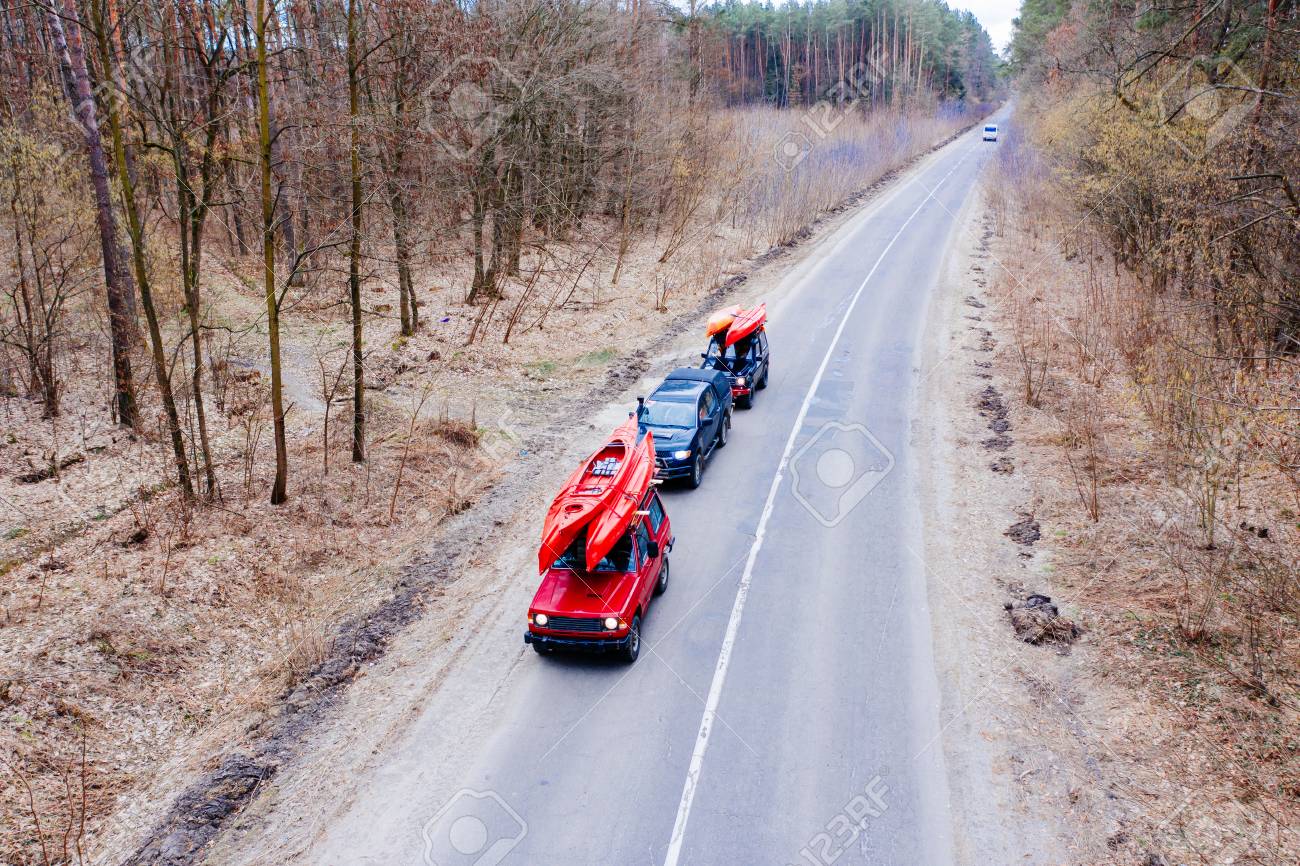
[255,0,288,504]
[347,0,366,463]
[43,0,138,428]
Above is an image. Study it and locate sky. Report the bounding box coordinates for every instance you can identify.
[953,0,1021,55]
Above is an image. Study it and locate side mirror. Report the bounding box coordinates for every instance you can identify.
[646,540,661,559]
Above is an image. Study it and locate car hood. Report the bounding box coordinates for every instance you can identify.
[641,425,693,446]
[531,568,639,617]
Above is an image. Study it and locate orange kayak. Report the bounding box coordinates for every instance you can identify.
[537,418,639,573]
[724,303,767,347]
[583,428,655,571]
[706,306,740,338]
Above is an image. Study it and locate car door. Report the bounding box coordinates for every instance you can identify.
[646,490,670,549]
[698,388,718,450]
[634,520,659,607]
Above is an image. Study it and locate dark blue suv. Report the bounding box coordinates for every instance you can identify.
[637,368,733,488]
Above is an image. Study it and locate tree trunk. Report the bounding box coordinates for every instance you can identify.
[222,121,248,254]
[347,0,365,463]
[45,0,138,429]
[468,180,488,304]
[257,0,289,504]
[389,179,416,335]
[104,42,192,499]
[386,59,417,335]
[172,4,220,498]
[6,171,50,409]
[502,162,524,277]
[92,0,193,498]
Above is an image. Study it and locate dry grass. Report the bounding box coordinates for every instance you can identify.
[981,121,1299,862]
[0,355,491,864]
[717,104,980,247]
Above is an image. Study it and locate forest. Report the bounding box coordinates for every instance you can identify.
[700,0,1000,106]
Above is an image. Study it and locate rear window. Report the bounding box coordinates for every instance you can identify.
[706,338,757,369]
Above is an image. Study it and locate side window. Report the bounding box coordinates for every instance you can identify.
[646,492,665,534]
[701,389,715,416]
[635,523,652,565]
[759,332,769,354]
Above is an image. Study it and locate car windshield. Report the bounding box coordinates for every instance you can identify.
[640,399,696,429]
[552,531,635,573]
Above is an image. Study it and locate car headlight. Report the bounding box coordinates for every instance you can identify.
[533,613,548,627]
[603,616,619,631]
[736,377,746,387]
[672,449,691,460]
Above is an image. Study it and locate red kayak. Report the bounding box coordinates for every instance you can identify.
[723,303,767,347]
[706,306,740,338]
[582,428,655,571]
[537,418,653,573]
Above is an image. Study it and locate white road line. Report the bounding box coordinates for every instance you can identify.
[661,143,977,866]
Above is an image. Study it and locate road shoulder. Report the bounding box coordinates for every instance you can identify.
[915,183,1119,864]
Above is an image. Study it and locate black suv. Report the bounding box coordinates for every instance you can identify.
[702,329,770,408]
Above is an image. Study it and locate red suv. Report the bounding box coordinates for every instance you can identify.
[526,488,673,663]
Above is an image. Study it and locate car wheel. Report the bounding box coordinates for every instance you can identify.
[686,454,703,489]
[622,616,642,663]
[532,643,551,656]
[654,557,670,596]
[741,388,755,409]
[718,415,730,448]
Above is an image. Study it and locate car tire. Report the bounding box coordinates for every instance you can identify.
[532,643,551,656]
[654,557,670,596]
[741,388,755,409]
[686,454,703,489]
[717,414,730,448]
[622,616,642,663]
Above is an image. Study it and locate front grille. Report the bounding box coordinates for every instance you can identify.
[545,616,604,632]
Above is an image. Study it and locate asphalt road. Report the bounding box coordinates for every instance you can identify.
[319,110,1006,866]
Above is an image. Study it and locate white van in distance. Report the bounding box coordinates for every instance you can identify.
[982,124,998,142]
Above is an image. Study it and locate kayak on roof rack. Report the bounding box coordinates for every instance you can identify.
[526,418,673,663]
[701,302,770,408]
